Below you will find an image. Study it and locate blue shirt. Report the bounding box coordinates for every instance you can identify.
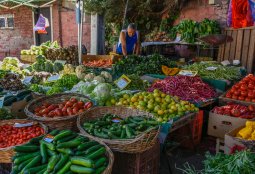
[116,30,138,55]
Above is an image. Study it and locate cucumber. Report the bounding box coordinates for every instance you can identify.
[21,156,41,174]
[65,171,73,174]
[14,145,39,152]
[56,134,78,144]
[75,151,86,156]
[49,130,60,136]
[41,141,55,151]
[125,125,132,138]
[57,138,82,148]
[132,116,145,122]
[95,157,107,168]
[40,142,48,163]
[95,121,108,126]
[37,168,47,174]
[70,165,95,174]
[54,154,69,172]
[86,147,106,160]
[14,152,40,165]
[146,120,159,126]
[108,132,119,139]
[18,158,32,171]
[57,148,73,155]
[95,166,106,174]
[85,144,103,155]
[120,128,126,139]
[24,164,47,174]
[11,165,19,174]
[71,156,95,168]
[53,130,72,141]
[12,152,29,160]
[47,155,59,172]
[47,149,57,156]
[56,161,72,174]
[94,129,109,139]
[29,135,44,145]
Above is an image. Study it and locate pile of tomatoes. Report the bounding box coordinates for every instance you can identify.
[0,124,45,148]
[226,74,255,102]
[34,97,93,117]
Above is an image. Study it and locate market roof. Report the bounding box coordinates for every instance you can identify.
[0,0,57,9]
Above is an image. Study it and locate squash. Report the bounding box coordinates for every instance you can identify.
[162,65,180,76]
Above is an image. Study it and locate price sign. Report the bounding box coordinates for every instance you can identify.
[44,134,54,143]
[112,117,122,123]
[178,70,197,77]
[54,60,66,65]
[0,96,4,108]
[47,75,60,82]
[14,122,34,128]
[221,60,230,66]
[233,60,240,65]
[115,75,131,90]
[206,66,218,71]
[23,76,33,84]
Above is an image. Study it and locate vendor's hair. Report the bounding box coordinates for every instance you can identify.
[128,23,137,30]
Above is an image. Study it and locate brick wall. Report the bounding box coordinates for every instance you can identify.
[174,0,229,28]
[0,6,34,60]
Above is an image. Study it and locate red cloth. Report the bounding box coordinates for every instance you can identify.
[232,0,254,28]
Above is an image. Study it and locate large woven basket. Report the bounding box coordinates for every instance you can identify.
[24,93,92,131]
[0,119,48,163]
[78,106,160,153]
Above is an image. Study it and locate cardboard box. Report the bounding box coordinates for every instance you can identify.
[207,111,248,139]
[224,126,245,154]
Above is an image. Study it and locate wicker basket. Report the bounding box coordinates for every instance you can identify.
[24,93,92,131]
[77,106,160,153]
[0,119,48,163]
[31,92,45,99]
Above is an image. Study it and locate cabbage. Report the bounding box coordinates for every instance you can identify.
[92,83,112,101]
[79,82,98,95]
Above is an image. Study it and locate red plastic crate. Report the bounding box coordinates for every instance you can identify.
[192,110,204,145]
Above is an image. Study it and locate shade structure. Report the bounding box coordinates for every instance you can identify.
[0,0,57,9]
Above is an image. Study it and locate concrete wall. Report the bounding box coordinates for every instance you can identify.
[174,0,229,28]
[0,6,34,59]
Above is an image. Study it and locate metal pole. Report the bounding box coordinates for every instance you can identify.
[76,0,81,65]
[79,0,83,64]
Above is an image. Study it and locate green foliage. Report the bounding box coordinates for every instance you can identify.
[45,60,54,73]
[53,62,64,73]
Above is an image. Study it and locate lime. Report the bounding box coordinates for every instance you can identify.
[157,110,164,115]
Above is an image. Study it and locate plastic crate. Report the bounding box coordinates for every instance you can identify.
[192,110,204,145]
[112,141,160,174]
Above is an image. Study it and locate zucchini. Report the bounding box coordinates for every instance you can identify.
[14,145,39,152]
[53,130,72,141]
[57,148,73,155]
[40,142,48,163]
[71,156,95,168]
[70,165,95,174]
[54,154,69,172]
[95,166,106,174]
[95,157,107,168]
[57,138,82,148]
[85,144,103,155]
[24,164,47,174]
[86,147,106,160]
[56,134,77,144]
[47,155,59,172]
[14,152,40,165]
[56,161,72,174]
[21,156,41,174]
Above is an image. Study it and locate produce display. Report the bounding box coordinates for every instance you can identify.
[122,74,149,91]
[3,90,32,107]
[212,103,255,119]
[115,90,198,122]
[183,62,241,80]
[0,73,24,91]
[0,123,45,148]
[33,97,93,117]
[236,120,255,140]
[161,66,180,76]
[0,108,12,120]
[83,114,159,139]
[180,150,255,174]
[21,41,59,56]
[113,54,177,76]
[83,59,113,68]
[11,130,109,174]
[1,57,23,75]
[148,76,217,104]
[145,30,172,42]
[225,74,255,102]
[45,45,79,65]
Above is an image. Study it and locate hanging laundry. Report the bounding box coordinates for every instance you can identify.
[34,14,49,34]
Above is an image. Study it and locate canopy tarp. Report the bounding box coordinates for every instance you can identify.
[0,0,57,9]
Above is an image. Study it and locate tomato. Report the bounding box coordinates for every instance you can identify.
[55,109,63,117]
[73,103,79,108]
[240,84,248,91]
[226,93,232,98]
[62,107,67,113]
[47,104,58,111]
[84,102,93,109]
[70,98,78,103]
[48,111,55,117]
[77,101,84,108]
[62,111,68,116]
[78,109,85,113]
[34,107,41,113]
[241,91,247,97]
[248,83,255,90]
[41,108,50,114]
[248,105,255,112]
[73,107,79,114]
[65,101,74,107]
[245,98,251,102]
[234,90,240,96]
[238,96,245,100]
[248,91,254,99]
[232,95,238,100]
[58,104,64,109]
[67,107,73,115]
[43,103,50,108]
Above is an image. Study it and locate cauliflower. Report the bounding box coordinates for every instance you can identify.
[100,71,112,82]
[60,64,75,74]
[75,65,86,80]
[93,75,105,83]
[84,73,96,82]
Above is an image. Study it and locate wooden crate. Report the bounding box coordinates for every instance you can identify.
[217,26,255,73]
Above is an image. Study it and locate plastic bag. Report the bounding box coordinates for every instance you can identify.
[248,0,255,22]
[227,0,233,27]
